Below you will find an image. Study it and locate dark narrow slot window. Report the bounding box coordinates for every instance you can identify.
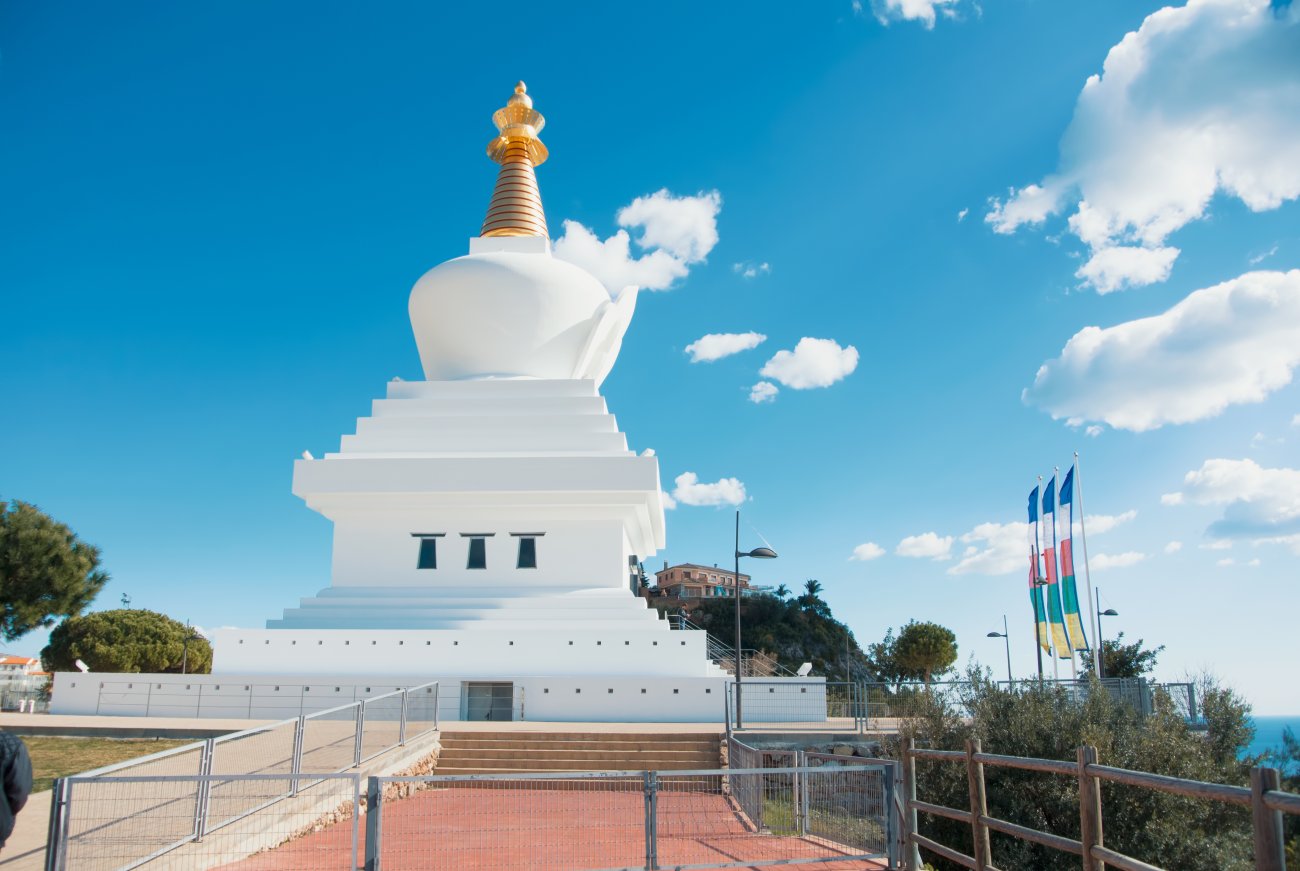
[411,533,444,570]
[467,537,487,570]
[417,538,437,569]
[517,537,537,569]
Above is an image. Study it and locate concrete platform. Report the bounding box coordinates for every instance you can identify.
[0,712,271,739]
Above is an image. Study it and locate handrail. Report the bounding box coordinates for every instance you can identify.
[903,737,1300,871]
[1085,762,1251,807]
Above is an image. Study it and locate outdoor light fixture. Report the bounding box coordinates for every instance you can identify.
[1096,589,1119,679]
[986,614,1013,683]
[734,510,777,730]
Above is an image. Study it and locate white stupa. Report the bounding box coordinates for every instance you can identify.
[200,83,742,720]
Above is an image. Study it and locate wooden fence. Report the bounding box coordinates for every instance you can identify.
[902,737,1300,871]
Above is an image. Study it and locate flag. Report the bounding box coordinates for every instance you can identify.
[1058,466,1090,651]
[1028,486,1051,654]
[1041,476,1073,659]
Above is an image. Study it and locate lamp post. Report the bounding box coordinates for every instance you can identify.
[733,509,777,730]
[181,622,203,675]
[1095,588,1118,679]
[986,614,1013,683]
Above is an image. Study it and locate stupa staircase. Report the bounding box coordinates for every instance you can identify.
[433,731,722,775]
[668,615,796,678]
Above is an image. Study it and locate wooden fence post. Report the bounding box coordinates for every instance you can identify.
[904,737,921,870]
[1251,767,1285,871]
[1077,745,1104,871]
[965,739,991,870]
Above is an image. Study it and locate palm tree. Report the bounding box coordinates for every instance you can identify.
[803,579,823,598]
[773,583,790,599]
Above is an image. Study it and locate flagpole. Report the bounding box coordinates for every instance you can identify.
[1053,465,1080,681]
[1075,451,1101,679]
[1032,481,1044,681]
[1040,474,1059,682]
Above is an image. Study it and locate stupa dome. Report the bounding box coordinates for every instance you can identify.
[408,83,636,387]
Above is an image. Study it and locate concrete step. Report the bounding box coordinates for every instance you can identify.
[434,731,722,775]
[439,731,717,743]
[439,738,718,752]
[437,756,718,771]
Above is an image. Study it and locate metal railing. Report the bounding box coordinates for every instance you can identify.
[901,736,1300,871]
[862,678,1201,728]
[47,772,362,871]
[725,680,865,733]
[667,616,798,677]
[727,734,901,865]
[367,765,893,870]
[46,681,437,871]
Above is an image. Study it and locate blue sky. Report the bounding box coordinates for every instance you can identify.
[2,1,1298,713]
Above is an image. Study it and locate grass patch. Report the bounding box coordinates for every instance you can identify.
[21,736,193,792]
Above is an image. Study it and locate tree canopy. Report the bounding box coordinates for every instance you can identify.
[1078,632,1164,678]
[891,620,959,685]
[0,500,109,641]
[684,588,863,681]
[42,609,212,674]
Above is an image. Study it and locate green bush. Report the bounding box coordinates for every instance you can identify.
[42,609,212,674]
[895,667,1256,871]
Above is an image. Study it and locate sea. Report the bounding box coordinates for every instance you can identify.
[1245,715,1300,772]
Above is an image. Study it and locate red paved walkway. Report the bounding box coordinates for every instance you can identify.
[225,786,886,870]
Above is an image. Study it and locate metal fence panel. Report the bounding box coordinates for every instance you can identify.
[372,772,649,870]
[726,680,863,733]
[655,768,889,869]
[360,693,405,763]
[403,683,439,739]
[54,773,359,871]
[300,702,364,777]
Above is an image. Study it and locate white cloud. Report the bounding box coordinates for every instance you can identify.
[554,190,721,292]
[896,532,954,561]
[1074,246,1180,295]
[987,0,1300,292]
[660,489,677,510]
[748,381,779,404]
[869,0,962,28]
[1079,510,1137,535]
[1292,414,1300,427]
[851,542,886,562]
[1163,458,1300,547]
[957,207,969,222]
[1161,492,1184,506]
[1217,557,1235,567]
[948,522,1028,576]
[1250,244,1279,266]
[670,471,746,507]
[1024,269,1300,431]
[1086,425,1103,438]
[759,338,859,390]
[1164,541,1183,554]
[685,332,767,363]
[1092,551,1147,570]
[618,189,721,262]
[1200,539,1234,550]
[733,261,771,279]
[1247,557,1262,567]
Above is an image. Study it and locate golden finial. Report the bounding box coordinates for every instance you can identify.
[480,81,549,238]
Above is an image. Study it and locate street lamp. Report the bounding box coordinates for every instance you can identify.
[734,509,777,730]
[181,623,204,675]
[1095,588,1119,679]
[986,614,1012,683]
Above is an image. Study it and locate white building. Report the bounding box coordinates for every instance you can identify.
[51,83,820,723]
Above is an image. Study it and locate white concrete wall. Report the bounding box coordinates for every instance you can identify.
[212,628,723,677]
[50,672,827,724]
[327,509,628,590]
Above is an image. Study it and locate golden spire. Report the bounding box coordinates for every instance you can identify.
[480,81,550,238]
